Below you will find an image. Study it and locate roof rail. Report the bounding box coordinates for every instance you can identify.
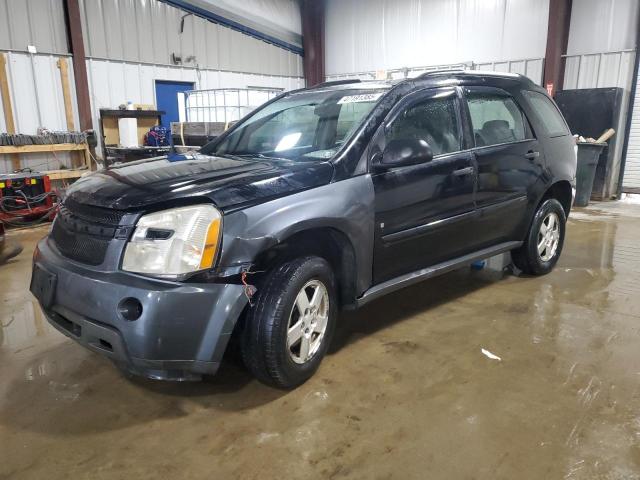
[415,69,467,79]
[315,79,363,88]
[416,69,524,81]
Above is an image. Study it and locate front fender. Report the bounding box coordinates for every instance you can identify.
[218,175,376,296]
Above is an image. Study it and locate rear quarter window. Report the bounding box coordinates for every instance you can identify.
[522,91,570,137]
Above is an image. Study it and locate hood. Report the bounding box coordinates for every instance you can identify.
[65,153,334,211]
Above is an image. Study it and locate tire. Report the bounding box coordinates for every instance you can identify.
[512,198,566,275]
[241,256,337,388]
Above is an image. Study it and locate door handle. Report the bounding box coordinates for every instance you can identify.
[452,166,474,177]
[524,151,540,159]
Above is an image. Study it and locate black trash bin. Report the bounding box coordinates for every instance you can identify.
[575,142,606,207]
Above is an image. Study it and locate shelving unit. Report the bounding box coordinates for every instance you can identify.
[0,143,92,179]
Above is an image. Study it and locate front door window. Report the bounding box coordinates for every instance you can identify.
[387,96,462,157]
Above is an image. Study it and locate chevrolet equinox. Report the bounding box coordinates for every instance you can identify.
[31,71,576,388]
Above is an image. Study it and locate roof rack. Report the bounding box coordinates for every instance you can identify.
[315,79,363,88]
[416,69,522,80]
[415,69,467,79]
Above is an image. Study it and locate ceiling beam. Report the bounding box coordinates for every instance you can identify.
[159,0,303,55]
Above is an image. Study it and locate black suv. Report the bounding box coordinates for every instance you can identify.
[31,71,576,388]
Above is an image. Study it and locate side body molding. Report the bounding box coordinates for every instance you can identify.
[218,175,376,297]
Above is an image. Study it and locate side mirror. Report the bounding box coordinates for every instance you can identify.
[374,138,433,171]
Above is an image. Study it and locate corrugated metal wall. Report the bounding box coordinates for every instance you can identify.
[0,0,75,170]
[326,58,545,85]
[0,53,79,134]
[0,0,68,54]
[563,0,638,91]
[562,0,639,197]
[195,0,302,36]
[471,59,544,85]
[563,51,636,91]
[0,0,304,172]
[326,62,471,81]
[0,52,80,173]
[622,57,640,191]
[86,58,304,156]
[563,50,638,198]
[188,0,302,50]
[324,0,550,80]
[566,0,638,57]
[78,0,302,78]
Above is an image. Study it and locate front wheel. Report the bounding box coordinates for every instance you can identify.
[241,256,337,388]
[512,198,566,275]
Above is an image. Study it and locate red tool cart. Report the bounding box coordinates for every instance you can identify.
[0,172,57,225]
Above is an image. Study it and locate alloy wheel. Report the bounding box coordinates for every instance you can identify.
[286,280,329,364]
[537,212,560,262]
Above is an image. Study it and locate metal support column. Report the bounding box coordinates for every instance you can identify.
[63,0,93,132]
[543,0,573,98]
[301,0,325,87]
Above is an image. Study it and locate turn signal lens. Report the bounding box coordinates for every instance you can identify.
[199,218,221,269]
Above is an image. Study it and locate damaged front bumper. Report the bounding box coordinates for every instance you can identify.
[31,238,248,381]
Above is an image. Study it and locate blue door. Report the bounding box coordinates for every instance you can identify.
[155,80,194,128]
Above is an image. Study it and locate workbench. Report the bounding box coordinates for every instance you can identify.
[105,146,171,165]
[99,109,165,148]
[99,109,167,165]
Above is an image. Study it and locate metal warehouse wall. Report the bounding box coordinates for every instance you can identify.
[0,52,80,173]
[563,0,638,91]
[562,0,639,198]
[567,0,637,57]
[0,0,304,172]
[623,57,640,191]
[192,0,302,41]
[78,0,302,78]
[0,0,76,171]
[0,0,68,54]
[85,59,304,157]
[324,0,549,79]
[200,0,302,35]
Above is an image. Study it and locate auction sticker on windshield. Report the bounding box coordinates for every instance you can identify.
[337,93,384,104]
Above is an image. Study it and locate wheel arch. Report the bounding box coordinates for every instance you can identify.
[538,180,573,216]
[251,226,359,309]
[517,179,572,242]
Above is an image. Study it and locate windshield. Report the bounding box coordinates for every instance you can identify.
[202,88,387,161]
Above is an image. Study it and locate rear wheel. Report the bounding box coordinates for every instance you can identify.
[512,198,566,275]
[241,256,337,388]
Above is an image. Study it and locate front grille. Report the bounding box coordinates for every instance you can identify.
[51,217,111,265]
[50,199,125,265]
[63,197,125,226]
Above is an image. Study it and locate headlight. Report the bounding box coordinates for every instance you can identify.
[122,204,221,278]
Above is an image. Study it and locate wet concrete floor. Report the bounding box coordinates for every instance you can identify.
[3,202,640,479]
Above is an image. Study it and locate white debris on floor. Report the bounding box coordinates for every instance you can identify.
[481,348,502,361]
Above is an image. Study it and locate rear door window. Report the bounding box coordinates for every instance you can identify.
[466,92,531,147]
[522,90,570,137]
